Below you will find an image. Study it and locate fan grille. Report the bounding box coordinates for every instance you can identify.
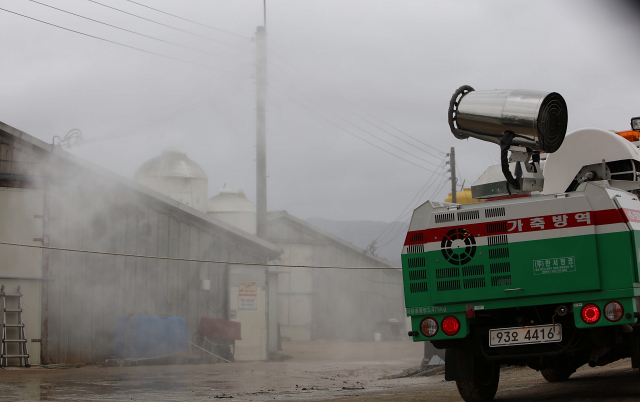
[537,93,568,153]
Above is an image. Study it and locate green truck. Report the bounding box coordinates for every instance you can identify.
[402,86,640,401]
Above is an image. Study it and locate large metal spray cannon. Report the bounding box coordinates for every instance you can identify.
[448,86,568,197]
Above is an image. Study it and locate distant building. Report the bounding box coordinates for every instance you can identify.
[202,187,407,344]
[134,147,209,213]
[208,184,257,236]
[266,211,405,342]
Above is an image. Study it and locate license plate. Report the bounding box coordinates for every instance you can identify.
[489,324,562,347]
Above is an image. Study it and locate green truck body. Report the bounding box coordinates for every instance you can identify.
[402,154,640,401]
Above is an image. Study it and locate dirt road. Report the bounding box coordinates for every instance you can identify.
[1,340,638,401]
[336,359,640,402]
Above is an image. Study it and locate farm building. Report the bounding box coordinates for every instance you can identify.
[266,211,405,342]
[204,186,406,343]
[0,121,281,365]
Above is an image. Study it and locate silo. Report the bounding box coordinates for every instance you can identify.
[207,184,257,235]
[133,147,208,213]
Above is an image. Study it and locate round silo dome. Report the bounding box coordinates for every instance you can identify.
[134,147,209,213]
[207,184,257,235]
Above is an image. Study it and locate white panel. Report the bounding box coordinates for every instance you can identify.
[544,128,640,194]
[229,287,267,361]
[288,294,312,327]
[0,188,44,365]
[0,188,44,277]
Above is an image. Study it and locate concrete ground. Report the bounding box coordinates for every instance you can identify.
[1,340,639,401]
[0,340,425,401]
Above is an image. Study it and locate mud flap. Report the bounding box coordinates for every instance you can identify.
[631,331,640,369]
[445,349,457,381]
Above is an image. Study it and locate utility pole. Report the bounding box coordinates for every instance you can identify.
[255,5,278,357]
[256,25,267,239]
[450,147,457,203]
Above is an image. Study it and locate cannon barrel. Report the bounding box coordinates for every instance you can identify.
[448,85,568,153]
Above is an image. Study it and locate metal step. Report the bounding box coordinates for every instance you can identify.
[1,287,30,368]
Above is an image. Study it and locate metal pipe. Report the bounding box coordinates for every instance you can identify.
[188,341,231,363]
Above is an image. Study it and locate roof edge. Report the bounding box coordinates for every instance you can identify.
[0,121,282,259]
[267,211,399,268]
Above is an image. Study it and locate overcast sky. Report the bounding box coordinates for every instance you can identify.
[1,0,640,224]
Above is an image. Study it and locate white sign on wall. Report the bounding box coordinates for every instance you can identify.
[239,295,257,310]
[238,281,258,310]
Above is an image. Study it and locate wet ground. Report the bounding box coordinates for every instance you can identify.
[0,340,427,401]
[1,340,639,401]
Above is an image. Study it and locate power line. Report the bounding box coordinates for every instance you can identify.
[86,0,237,45]
[373,160,446,246]
[0,7,230,71]
[269,74,444,169]
[267,61,445,162]
[361,109,447,156]
[267,51,447,155]
[377,172,450,251]
[349,109,444,159]
[29,0,225,58]
[0,241,397,270]
[81,40,254,145]
[122,0,249,39]
[374,160,446,241]
[76,36,254,146]
[270,86,448,176]
[331,112,444,168]
[378,165,450,248]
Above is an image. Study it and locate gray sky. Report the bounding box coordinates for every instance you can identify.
[1,0,639,223]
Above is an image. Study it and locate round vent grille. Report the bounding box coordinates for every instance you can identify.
[440,228,476,266]
[537,93,568,153]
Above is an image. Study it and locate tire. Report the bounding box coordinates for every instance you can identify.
[540,366,573,382]
[455,350,500,402]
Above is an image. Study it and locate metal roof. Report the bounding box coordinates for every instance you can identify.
[0,121,281,259]
[267,211,400,269]
[208,184,256,213]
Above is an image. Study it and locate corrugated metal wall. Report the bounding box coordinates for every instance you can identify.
[268,216,405,342]
[311,246,404,341]
[41,176,267,364]
[0,128,280,365]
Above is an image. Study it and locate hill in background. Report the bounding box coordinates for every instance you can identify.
[305,217,408,267]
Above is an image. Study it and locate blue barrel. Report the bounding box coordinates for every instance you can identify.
[112,316,188,359]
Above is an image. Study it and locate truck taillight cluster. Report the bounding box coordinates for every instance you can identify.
[580,301,624,324]
[420,316,460,337]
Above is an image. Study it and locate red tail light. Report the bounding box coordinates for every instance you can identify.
[442,316,460,336]
[581,304,601,324]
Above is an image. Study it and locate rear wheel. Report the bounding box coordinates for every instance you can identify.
[455,350,500,402]
[540,366,574,382]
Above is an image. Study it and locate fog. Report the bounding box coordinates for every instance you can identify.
[2,2,640,400]
[1,0,638,227]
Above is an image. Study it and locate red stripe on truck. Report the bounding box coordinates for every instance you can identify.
[404,208,629,246]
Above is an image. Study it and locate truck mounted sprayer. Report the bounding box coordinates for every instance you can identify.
[402,85,640,402]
